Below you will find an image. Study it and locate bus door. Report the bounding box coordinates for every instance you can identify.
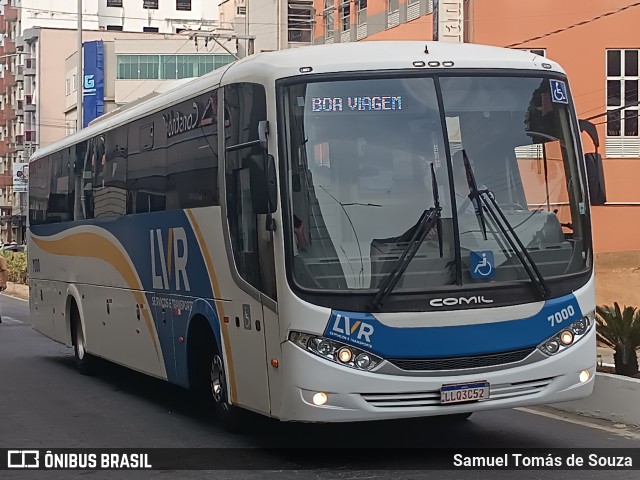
[223,84,281,415]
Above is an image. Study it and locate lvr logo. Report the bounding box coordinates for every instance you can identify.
[84,74,95,89]
[332,314,374,343]
[150,227,190,291]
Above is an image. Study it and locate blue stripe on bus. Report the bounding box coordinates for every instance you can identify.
[324,293,584,358]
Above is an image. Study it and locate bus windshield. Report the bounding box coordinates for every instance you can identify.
[282,74,589,295]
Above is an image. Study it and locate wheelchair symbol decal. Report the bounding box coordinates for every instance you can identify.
[550,79,568,104]
[470,250,496,280]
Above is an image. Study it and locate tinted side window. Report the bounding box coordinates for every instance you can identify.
[126,90,220,213]
[47,151,71,223]
[95,126,128,218]
[166,90,220,209]
[28,156,51,225]
[127,115,167,214]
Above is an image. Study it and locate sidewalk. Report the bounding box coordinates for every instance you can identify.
[3,281,29,301]
[597,346,615,366]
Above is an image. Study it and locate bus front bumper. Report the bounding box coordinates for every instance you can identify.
[277,327,596,422]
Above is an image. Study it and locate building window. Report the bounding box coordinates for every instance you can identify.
[176,0,192,11]
[340,0,350,32]
[606,49,639,157]
[237,6,246,15]
[143,26,159,32]
[106,0,123,7]
[106,25,124,31]
[288,0,313,43]
[143,0,159,9]
[387,0,399,28]
[323,0,334,40]
[117,54,235,80]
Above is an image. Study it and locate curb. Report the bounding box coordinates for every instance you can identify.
[549,372,640,427]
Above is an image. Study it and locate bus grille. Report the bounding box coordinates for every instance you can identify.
[361,377,554,408]
[388,347,536,371]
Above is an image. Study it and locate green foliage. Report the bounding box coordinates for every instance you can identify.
[0,250,28,284]
[596,303,640,377]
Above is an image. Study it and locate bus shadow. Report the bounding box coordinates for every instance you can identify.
[44,354,551,452]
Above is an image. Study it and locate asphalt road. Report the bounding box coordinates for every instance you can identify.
[1,293,639,479]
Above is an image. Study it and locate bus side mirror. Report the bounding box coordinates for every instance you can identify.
[248,154,278,215]
[585,152,606,206]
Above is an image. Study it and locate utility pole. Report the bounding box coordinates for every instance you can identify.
[77,0,83,132]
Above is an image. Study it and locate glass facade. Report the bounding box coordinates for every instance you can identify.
[117,54,235,80]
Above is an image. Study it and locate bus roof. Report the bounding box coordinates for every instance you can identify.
[30,41,564,162]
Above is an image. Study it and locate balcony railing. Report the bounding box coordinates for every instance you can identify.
[0,172,12,188]
[24,58,35,76]
[2,104,16,121]
[5,6,18,23]
[4,38,15,55]
[25,95,35,113]
[25,130,36,143]
[4,71,15,87]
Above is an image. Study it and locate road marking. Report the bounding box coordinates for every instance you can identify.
[1,316,24,324]
[517,407,640,440]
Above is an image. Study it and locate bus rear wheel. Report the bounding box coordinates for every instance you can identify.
[72,316,96,375]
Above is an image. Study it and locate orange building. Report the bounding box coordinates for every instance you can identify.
[313,0,640,253]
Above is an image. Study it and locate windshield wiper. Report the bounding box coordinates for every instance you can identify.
[461,150,551,300]
[368,164,443,310]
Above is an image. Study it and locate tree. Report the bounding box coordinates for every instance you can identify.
[596,303,640,377]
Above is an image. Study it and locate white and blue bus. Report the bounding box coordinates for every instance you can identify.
[28,41,605,428]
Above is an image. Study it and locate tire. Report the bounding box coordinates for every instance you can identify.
[73,317,96,375]
[207,351,249,433]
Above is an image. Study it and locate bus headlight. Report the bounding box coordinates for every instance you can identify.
[538,313,594,356]
[289,331,383,371]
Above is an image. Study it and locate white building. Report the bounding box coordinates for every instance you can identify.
[219,0,313,56]
[14,0,219,33]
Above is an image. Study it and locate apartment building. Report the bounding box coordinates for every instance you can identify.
[0,0,223,243]
[311,0,640,253]
[219,0,313,55]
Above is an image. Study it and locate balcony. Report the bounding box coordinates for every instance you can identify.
[4,71,15,88]
[2,104,16,121]
[15,99,23,117]
[15,64,23,83]
[5,6,18,23]
[4,38,15,55]
[24,95,35,113]
[14,134,23,152]
[24,58,35,76]
[0,172,11,188]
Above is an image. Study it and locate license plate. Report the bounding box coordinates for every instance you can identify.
[440,381,489,404]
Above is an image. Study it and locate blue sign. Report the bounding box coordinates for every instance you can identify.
[83,40,105,128]
[550,79,568,104]
[470,250,496,280]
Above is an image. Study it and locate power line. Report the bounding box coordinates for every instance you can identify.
[507,1,640,48]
